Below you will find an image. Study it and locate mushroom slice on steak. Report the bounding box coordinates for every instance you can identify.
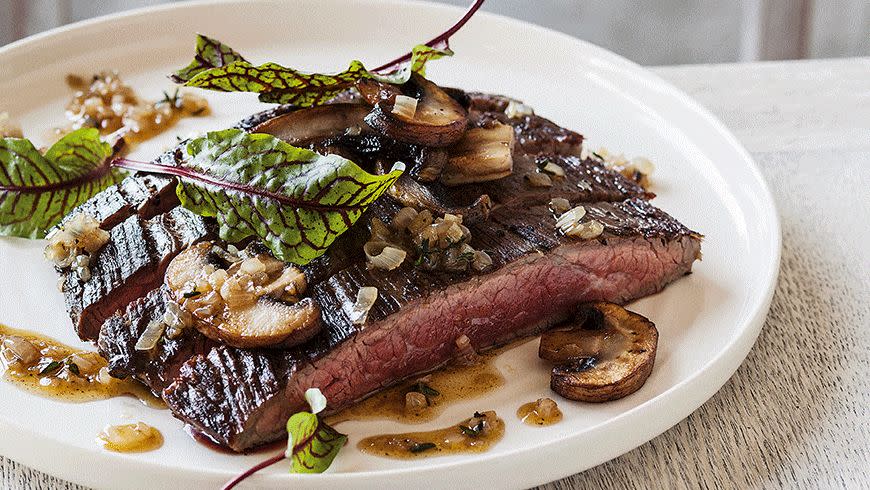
[440,122,515,186]
[356,78,403,106]
[374,161,492,224]
[541,302,657,402]
[365,73,468,147]
[409,147,449,183]
[165,242,321,349]
[253,103,372,146]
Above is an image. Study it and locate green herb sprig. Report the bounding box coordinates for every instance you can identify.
[409,442,437,453]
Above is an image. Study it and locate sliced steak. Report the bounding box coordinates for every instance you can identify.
[82,90,701,452]
[464,92,584,156]
[56,171,177,231]
[162,195,701,451]
[62,207,213,340]
[98,285,217,394]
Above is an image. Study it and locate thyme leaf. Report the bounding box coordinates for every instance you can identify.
[409,442,437,454]
[38,361,62,376]
[410,381,441,399]
[66,359,81,377]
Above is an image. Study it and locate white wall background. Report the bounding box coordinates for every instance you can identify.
[1,0,868,65]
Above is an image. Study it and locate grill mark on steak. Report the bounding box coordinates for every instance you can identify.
[63,207,213,340]
[56,171,177,231]
[98,285,218,394]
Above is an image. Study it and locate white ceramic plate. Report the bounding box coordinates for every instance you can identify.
[0,1,780,488]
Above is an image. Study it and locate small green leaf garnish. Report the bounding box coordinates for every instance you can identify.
[458,424,481,437]
[285,395,347,473]
[409,442,437,454]
[222,388,346,490]
[182,290,201,298]
[458,412,487,437]
[0,128,124,238]
[171,36,451,107]
[38,361,62,376]
[160,89,181,107]
[118,129,404,265]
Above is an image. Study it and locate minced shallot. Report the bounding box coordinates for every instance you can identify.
[350,286,379,325]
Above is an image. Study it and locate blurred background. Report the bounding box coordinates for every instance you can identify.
[1,0,868,65]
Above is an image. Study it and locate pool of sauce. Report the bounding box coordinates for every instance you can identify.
[517,398,563,426]
[98,422,163,453]
[358,411,504,459]
[0,323,163,407]
[326,351,505,425]
[60,72,209,147]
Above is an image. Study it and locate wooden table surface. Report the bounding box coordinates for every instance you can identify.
[3,58,869,489]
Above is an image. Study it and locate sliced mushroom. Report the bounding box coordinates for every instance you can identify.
[355,78,403,106]
[440,122,515,186]
[374,160,492,224]
[165,242,321,349]
[409,147,449,182]
[388,174,492,224]
[364,73,468,147]
[540,302,657,402]
[253,103,372,146]
[197,296,321,349]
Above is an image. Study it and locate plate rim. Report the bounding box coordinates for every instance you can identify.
[0,0,781,488]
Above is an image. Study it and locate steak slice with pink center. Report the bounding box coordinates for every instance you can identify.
[161,196,700,451]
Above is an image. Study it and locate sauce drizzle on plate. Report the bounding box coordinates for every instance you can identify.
[0,323,163,407]
[358,411,504,459]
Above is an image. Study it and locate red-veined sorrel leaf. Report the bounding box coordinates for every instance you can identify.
[118,129,404,265]
[221,389,345,490]
[0,128,124,238]
[170,33,247,84]
[171,35,451,106]
[285,389,346,473]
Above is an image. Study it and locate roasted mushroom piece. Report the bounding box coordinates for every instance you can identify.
[355,78,403,106]
[386,174,492,224]
[408,147,449,182]
[165,242,321,349]
[252,103,372,146]
[540,302,658,402]
[440,122,515,186]
[364,73,468,147]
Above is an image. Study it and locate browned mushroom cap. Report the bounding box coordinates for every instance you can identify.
[364,73,468,147]
[165,242,321,349]
[409,147,449,183]
[541,302,658,402]
[195,296,321,349]
[252,103,372,146]
[440,122,515,186]
[355,78,403,106]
